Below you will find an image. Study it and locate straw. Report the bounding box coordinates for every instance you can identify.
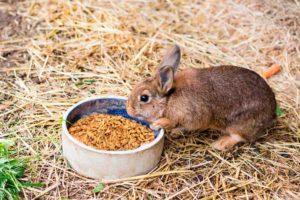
[0,0,299,199]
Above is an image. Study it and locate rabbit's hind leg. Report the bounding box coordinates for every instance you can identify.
[212,132,245,151]
[212,117,264,151]
[224,107,275,143]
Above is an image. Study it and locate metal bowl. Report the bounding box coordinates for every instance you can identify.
[61,96,164,180]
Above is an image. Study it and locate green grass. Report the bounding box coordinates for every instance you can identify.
[0,139,44,200]
[93,182,105,194]
[276,105,283,117]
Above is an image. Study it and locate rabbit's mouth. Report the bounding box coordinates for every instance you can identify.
[136,114,152,122]
[131,113,149,122]
[126,102,156,123]
[142,116,158,124]
[137,116,145,121]
[126,105,145,121]
[133,113,155,123]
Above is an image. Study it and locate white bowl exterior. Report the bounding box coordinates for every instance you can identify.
[62,96,164,180]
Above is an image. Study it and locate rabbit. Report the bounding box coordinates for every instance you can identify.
[126,45,277,151]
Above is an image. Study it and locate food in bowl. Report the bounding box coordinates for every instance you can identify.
[68,113,155,151]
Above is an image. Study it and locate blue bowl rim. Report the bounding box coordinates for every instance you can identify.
[62,95,164,155]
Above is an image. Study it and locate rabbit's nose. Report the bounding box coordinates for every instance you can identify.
[127,107,136,117]
[126,103,136,117]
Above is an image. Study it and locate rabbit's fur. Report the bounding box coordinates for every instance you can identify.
[126,45,276,150]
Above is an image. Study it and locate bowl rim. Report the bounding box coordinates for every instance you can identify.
[62,95,164,155]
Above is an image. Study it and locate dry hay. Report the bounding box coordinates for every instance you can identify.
[0,0,299,199]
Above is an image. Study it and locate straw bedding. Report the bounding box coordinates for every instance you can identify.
[0,0,299,199]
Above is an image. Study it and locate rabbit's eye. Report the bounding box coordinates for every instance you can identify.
[140,95,149,102]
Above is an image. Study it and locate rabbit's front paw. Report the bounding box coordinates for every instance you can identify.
[169,127,186,139]
[150,122,162,131]
[150,118,175,130]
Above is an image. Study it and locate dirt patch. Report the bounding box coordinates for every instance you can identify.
[0,4,31,69]
[0,10,22,39]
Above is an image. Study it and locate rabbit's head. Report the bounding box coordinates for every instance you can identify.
[126,45,181,123]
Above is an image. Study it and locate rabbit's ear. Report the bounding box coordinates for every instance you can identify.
[159,44,181,72]
[157,65,174,95]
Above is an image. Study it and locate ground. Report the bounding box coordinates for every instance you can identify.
[0,0,299,199]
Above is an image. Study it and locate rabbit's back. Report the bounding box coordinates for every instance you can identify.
[206,66,276,128]
[168,66,276,131]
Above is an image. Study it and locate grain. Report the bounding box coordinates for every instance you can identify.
[68,114,155,151]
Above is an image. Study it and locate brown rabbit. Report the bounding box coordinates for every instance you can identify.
[126,45,276,151]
